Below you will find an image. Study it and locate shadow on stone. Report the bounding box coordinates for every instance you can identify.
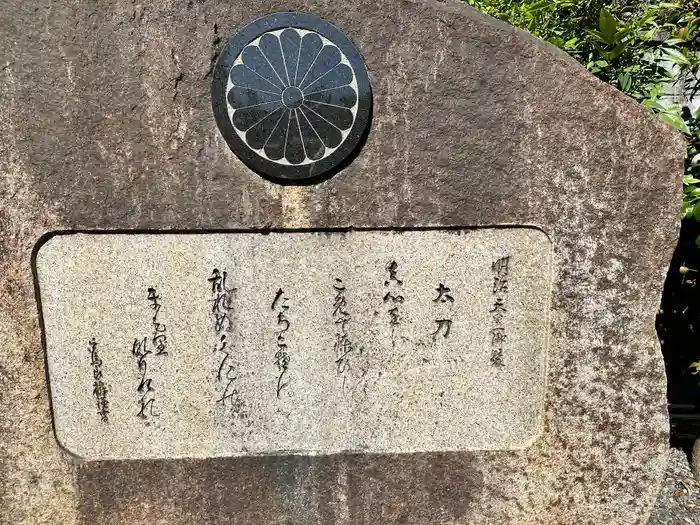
[76,453,483,525]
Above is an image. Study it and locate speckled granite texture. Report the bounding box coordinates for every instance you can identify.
[0,0,684,523]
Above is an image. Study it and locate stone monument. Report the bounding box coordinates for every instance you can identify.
[0,1,685,524]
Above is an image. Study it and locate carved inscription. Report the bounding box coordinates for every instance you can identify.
[490,256,510,367]
[332,278,363,397]
[88,338,109,423]
[208,269,233,332]
[383,260,404,348]
[148,287,167,356]
[38,229,550,459]
[131,286,168,419]
[208,269,245,417]
[272,288,291,398]
[432,282,454,339]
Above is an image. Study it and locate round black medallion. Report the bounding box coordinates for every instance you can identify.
[211,12,372,184]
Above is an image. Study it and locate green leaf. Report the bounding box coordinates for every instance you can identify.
[690,362,699,369]
[644,27,659,40]
[693,203,700,221]
[663,38,685,45]
[608,40,630,60]
[658,112,691,134]
[525,0,556,13]
[696,235,700,249]
[685,174,700,183]
[591,40,610,59]
[643,99,665,111]
[663,47,692,66]
[691,154,700,166]
[564,37,578,48]
[618,72,632,92]
[683,201,695,218]
[613,26,635,40]
[599,9,618,45]
[549,37,565,48]
[586,29,607,43]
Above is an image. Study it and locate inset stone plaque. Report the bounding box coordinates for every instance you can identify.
[36,229,551,460]
[211,12,372,183]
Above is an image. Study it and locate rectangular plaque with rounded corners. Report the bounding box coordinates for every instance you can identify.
[35,228,552,460]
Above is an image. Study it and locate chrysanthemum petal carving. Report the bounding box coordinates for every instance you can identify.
[227,28,359,166]
[212,13,372,182]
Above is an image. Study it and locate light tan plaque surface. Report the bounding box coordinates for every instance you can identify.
[36,229,551,460]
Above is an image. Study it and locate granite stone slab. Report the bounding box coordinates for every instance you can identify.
[37,229,551,459]
[0,0,685,524]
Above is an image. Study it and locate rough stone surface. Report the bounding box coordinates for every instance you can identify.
[649,446,700,524]
[37,229,551,459]
[0,0,685,524]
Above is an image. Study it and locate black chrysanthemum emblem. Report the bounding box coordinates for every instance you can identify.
[212,12,372,183]
[226,28,359,165]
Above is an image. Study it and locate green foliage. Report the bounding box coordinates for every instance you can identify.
[682,112,700,219]
[466,0,700,244]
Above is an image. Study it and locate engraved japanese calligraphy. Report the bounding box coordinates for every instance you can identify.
[131,286,168,420]
[432,282,454,340]
[383,260,404,349]
[88,338,109,423]
[272,288,291,398]
[37,229,551,460]
[490,256,510,367]
[332,278,363,397]
[208,268,246,417]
